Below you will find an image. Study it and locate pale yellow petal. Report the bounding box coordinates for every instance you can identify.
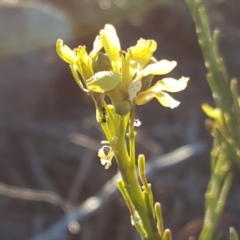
[142,60,177,76]
[151,77,189,92]
[76,60,93,81]
[76,46,89,66]
[56,39,77,64]
[89,35,103,57]
[91,52,112,73]
[69,64,89,92]
[135,91,155,105]
[128,39,157,67]
[86,71,121,93]
[155,92,180,108]
[136,90,180,108]
[121,52,132,88]
[100,24,121,70]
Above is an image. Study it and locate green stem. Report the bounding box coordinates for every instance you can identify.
[115,116,160,239]
[100,121,113,144]
[129,103,136,168]
[186,0,240,149]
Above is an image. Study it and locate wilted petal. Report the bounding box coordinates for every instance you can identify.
[98,145,112,168]
[98,145,108,160]
[86,71,121,93]
[128,79,142,102]
[56,39,77,64]
[100,24,121,69]
[128,39,157,67]
[98,144,115,169]
[152,77,189,92]
[142,60,177,76]
[134,119,141,127]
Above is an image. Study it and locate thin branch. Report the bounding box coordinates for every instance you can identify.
[0,183,72,213]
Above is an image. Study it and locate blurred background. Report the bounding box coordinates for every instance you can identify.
[0,0,240,239]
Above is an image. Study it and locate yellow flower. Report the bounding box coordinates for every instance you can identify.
[135,77,189,108]
[202,103,222,124]
[56,24,189,115]
[56,40,78,64]
[98,24,189,110]
[128,38,157,68]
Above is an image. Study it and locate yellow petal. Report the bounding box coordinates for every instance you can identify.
[76,60,93,81]
[89,35,103,57]
[155,92,180,108]
[76,46,89,66]
[142,60,177,76]
[56,39,77,64]
[128,39,157,67]
[100,24,121,71]
[152,77,189,92]
[135,91,155,105]
[202,104,222,121]
[86,71,121,93]
[121,51,132,88]
[136,90,180,108]
[69,64,89,92]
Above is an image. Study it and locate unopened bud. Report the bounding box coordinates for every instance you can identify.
[114,99,132,116]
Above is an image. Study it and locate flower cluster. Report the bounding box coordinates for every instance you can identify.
[56,24,188,119]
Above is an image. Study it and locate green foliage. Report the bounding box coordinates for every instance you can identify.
[186,0,240,239]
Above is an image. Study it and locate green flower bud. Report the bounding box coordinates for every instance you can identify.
[114,99,132,116]
[106,82,130,115]
[91,52,113,73]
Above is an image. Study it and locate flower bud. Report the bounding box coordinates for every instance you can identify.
[114,99,132,116]
[91,52,113,73]
[106,82,131,115]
